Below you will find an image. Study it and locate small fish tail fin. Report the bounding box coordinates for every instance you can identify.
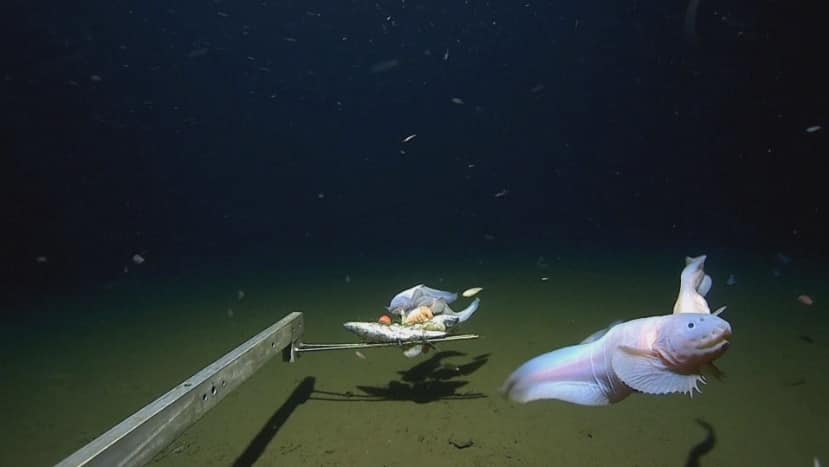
[454,297,480,323]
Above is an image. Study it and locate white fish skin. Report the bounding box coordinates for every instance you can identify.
[674,255,712,314]
[698,274,712,297]
[403,345,424,358]
[440,298,480,325]
[342,322,446,343]
[502,313,732,405]
[387,284,458,313]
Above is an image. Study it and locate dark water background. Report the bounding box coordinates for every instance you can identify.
[1,0,828,465]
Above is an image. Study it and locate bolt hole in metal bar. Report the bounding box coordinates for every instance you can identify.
[56,312,304,467]
[57,312,479,466]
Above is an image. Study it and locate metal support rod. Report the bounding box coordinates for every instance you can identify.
[294,334,480,353]
[56,312,304,467]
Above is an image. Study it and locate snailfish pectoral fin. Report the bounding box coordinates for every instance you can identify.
[612,346,704,396]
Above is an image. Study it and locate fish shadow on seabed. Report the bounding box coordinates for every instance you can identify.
[684,418,717,467]
[311,351,490,404]
[232,376,317,467]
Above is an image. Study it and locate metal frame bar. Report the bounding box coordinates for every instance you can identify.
[56,312,304,467]
[293,334,480,353]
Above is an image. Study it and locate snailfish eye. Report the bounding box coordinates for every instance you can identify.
[687,322,695,329]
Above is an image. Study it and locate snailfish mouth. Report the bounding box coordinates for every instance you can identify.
[697,337,728,350]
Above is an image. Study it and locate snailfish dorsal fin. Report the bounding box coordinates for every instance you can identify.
[580,320,624,344]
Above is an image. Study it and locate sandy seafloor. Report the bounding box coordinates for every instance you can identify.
[1,247,827,467]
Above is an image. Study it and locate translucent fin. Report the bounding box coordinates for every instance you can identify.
[580,320,623,344]
[698,274,712,296]
[403,344,424,358]
[453,297,479,323]
[674,255,711,314]
[612,346,705,396]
